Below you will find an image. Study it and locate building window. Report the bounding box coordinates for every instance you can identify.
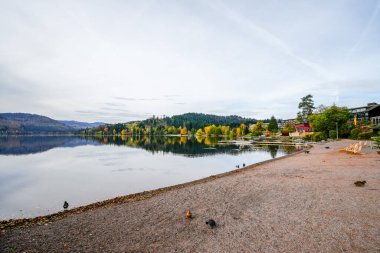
[371,116,380,125]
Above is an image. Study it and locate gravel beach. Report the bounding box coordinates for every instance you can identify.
[1,140,380,253]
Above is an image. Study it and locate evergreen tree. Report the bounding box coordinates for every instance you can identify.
[268,116,278,132]
[297,94,315,122]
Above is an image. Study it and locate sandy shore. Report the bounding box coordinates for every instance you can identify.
[1,140,379,252]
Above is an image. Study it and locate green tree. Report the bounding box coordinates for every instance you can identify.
[214,126,222,136]
[230,128,237,137]
[239,124,247,135]
[283,121,296,132]
[308,106,351,138]
[167,126,177,134]
[253,121,265,131]
[298,94,315,122]
[268,116,278,132]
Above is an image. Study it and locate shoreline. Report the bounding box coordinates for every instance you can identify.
[0,147,306,229]
[2,139,379,252]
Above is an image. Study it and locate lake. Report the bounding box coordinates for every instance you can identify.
[0,135,299,220]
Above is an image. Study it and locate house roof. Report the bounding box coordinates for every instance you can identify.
[350,103,379,112]
[365,104,380,112]
[295,123,310,127]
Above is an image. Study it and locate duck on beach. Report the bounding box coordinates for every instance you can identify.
[354,181,366,187]
[206,219,216,228]
[63,201,69,210]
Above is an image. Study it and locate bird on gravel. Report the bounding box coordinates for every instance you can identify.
[206,219,216,228]
[186,210,192,219]
[325,146,330,149]
[63,201,69,210]
[354,181,366,187]
[304,150,310,154]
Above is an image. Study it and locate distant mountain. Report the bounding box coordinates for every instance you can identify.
[0,113,75,134]
[58,120,105,130]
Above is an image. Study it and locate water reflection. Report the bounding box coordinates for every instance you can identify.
[0,136,300,219]
[88,135,254,157]
[0,135,298,157]
[0,136,99,155]
[94,135,300,158]
[268,145,278,158]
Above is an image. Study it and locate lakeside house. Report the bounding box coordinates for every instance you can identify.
[281,118,297,129]
[349,102,380,125]
[281,119,309,137]
[277,119,292,129]
[289,123,313,137]
[295,123,312,133]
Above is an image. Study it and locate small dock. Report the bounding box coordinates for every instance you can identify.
[218,140,309,147]
[254,141,308,146]
[218,140,254,146]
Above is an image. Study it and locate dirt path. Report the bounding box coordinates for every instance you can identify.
[1,140,380,252]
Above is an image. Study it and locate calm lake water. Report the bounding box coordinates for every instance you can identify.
[0,136,299,220]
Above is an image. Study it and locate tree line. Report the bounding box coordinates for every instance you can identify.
[82,96,378,141]
[82,113,279,137]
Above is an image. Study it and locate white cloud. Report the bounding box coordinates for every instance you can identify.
[0,0,379,122]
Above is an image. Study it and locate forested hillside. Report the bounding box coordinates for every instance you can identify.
[84,113,257,136]
[161,113,256,129]
[58,120,105,130]
[0,113,75,134]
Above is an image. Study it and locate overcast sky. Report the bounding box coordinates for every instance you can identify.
[1,0,379,123]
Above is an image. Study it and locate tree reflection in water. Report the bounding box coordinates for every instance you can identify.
[85,135,297,158]
[0,135,299,157]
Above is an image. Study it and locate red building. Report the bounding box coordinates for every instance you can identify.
[295,123,312,133]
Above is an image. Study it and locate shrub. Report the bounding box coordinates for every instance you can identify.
[350,128,361,139]
[358,131,373,140]
[303,134,312,141]
[339,128,351,138]
[252,130,262,136]
[281,136,291,142]
[372,135,380,148]
[312,132,326,142]
[281,130,289,136]
[340,123,354,138]
[329,130,337,139]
